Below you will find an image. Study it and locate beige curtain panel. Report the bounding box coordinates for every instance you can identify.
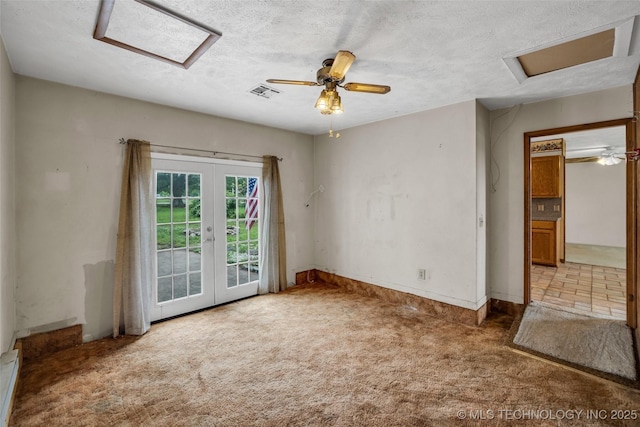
[259,155,287,294]
[113,140,153,337]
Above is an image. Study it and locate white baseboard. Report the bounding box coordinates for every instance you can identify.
[0,350,19,427]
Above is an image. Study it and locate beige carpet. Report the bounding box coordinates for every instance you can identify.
[514,302,636,380]
[11,283,640,426]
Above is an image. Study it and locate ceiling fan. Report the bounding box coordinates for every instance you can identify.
[266,50,391,115]
[597,148,625,165]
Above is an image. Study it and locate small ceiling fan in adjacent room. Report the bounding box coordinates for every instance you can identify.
[597,148,625,165]
[266,50,391,115]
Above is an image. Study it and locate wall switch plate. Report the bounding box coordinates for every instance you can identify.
[418,269,431,281]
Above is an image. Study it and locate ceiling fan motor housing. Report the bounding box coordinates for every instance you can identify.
[317,60,344,85]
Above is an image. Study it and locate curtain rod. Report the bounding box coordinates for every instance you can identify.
[118,138,282,161]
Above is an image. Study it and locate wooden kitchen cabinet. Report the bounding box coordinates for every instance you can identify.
[532,220,560,267]
[531,155,564,198]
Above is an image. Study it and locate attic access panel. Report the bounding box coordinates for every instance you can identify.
[517,29,615,77]
[503,17,636,83]
[93,0,222,69]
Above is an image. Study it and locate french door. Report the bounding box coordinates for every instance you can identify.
[150,155,261,321]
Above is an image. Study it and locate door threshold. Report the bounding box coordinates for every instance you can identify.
[151,294,259,325]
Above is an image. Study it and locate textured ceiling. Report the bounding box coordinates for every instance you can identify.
[1,1,640,135]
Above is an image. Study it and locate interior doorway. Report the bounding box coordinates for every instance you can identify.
[523,119,637,328]
[529,126,626,320]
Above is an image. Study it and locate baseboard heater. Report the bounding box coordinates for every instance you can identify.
[0,350,19,427]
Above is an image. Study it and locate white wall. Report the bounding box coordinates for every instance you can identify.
[476,101,490,307]
[565,161,625,247]
[313,100,487,310]
[488,85,632,304]
[15,77,315,341]
[0,36,16,353]
[8,76,634,341]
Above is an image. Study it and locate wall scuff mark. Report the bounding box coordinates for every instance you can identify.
[83,260,114,342]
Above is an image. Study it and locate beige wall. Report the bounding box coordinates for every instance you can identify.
[313,100,488,310]
[0,36,16,353]
[15,77,315,341]
[565,161,625,247]
[487,85,633,304]
[5,69,634,344]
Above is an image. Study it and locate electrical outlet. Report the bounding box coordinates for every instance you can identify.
[418,269,426,280]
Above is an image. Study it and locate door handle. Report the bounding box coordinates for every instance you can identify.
[205,226,214,242]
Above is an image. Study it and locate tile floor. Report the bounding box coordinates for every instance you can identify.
[531,262,627,320]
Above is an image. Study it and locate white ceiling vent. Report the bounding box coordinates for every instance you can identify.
[249,84,281,99]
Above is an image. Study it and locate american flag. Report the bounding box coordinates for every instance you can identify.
[245,177,259,230]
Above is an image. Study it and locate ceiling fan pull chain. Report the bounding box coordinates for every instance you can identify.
[329,117,341,139]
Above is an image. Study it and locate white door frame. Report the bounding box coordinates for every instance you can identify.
[150,153,262,321]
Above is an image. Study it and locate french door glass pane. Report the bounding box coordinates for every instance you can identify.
[189,252,201,271]
[227,265,237,288]
[173,201,186,222]
[174,275,188,299]
[172,173,186,197]
[173,249,187,274]
[157,172,170,195]
[158,277,172,303]
[156,225,171,250]
[157,251,171,276]
[249,263,259,281]
[188,224,201,247]
[156,171,203,303]
[189,273,201,294]
[172,224,186,248]
[225,175,260,288]
[188,199,200,222]
[188,174,200,196]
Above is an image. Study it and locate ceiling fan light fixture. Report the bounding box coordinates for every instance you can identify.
[330,93,344,114]
[597,154,622,166]
[315,90,330,110]
[316,89,343,114]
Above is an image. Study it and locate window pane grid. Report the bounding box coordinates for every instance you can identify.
[156,171,203,304]
[225,175,260,289]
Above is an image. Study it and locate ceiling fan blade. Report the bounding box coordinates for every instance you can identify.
[266,79,320,86]
[343,82,391,94]
[565,157,600,164]
[329,51,355,80]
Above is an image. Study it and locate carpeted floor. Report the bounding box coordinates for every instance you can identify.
[10,283,640,426]
[514,302,636,380]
